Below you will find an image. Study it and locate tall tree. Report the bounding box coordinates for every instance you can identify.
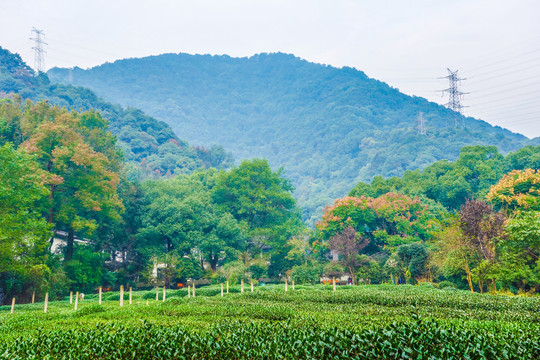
[487,169,540,292]
[0,143,52,302]
[212,159,303,256]
[431,222,477,292]
[17,100,123,261]
[140,173,245,272]
[329,226,370,285]
[459,199,506,292]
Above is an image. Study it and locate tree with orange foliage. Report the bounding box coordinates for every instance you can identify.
[17,100,123,261]
[487,169,540,292]
[487,169,540,211]
[316,193,435,250]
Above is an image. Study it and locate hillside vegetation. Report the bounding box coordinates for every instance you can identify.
[48,52,539,222]
[0,46,232,179]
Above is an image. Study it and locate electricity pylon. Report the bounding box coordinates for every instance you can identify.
[439,68,468,127]
[29,27,47,73]
[416,112,426,135]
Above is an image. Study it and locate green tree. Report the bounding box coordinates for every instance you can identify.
[213,159,304,268]
[0,143,52,302]
[431,222,477,293]
[396,243,429,283]
[213,159,297,231]
[140,173,245,272]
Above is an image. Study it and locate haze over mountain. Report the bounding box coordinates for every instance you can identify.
[48,52,539,223]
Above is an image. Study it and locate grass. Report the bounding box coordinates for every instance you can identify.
[0,284,539,359]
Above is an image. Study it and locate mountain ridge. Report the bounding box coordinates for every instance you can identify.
[47,52,539,222]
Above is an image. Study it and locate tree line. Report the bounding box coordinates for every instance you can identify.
[1,99,539,305]
[314,147,540,293]
[0,99,303,304]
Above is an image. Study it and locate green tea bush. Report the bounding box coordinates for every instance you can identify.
[73,305,107,317]
[1,285,538,359]
[142,291,158,300]
[105,293,129,301]
[438,280,455,289]
[1,316,538,359]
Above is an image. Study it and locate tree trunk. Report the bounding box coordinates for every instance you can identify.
[464,265,474,293]
[348,266,356,285]
[200,257,205,271]
[491,278,497,293]
[209,254,219,271]
[478,276,484,294]
[65,227,74,262]
[466,271,474,293]
[48,185,55,223]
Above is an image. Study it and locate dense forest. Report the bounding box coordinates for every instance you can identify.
[1,46,539,307]
[0,46,233,179]
[48,52,539,222]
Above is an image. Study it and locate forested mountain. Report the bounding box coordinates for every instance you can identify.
[0,46,232,179]
[48,53,539,223]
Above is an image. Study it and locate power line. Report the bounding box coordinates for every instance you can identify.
[469,81,539,98]
[489,115,540,127]
[460,34,540,70]
[462,47,540,73]
[29,27,47,73]
[473,107,540,118]
[466,62,540,85]
[471,94,539,108]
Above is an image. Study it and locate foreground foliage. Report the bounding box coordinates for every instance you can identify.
[0,285,538,359]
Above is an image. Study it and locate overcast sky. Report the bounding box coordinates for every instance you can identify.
[1,0,539,138]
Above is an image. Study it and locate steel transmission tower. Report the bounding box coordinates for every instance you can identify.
[416,112,426,135]
[439,68,468,127]
[29,27,47,73]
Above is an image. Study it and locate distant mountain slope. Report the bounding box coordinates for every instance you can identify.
[48,52,538,223]
[0,46,232,178]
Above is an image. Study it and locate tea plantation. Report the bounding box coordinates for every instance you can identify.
[1,285,539,359]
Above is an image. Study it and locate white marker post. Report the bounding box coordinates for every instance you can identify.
[241,279,244,293]
[292,280,295,290]
[98,287,102,305]
[333,278,336,292]
[221,284,224,297]
[285,279,288,292]
[192,284,195,298]
[120,285,124,307]
[163,286,166,302]
[74,292,79,310]
[226,281,229,294]
[44,293,49,313]
[251,281,254,292]
[188,285,191,298]
[10,297,15,314]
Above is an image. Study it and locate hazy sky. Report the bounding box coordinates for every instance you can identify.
[1,0,539,137]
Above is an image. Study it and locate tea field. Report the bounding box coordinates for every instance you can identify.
[1,284,539,359]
